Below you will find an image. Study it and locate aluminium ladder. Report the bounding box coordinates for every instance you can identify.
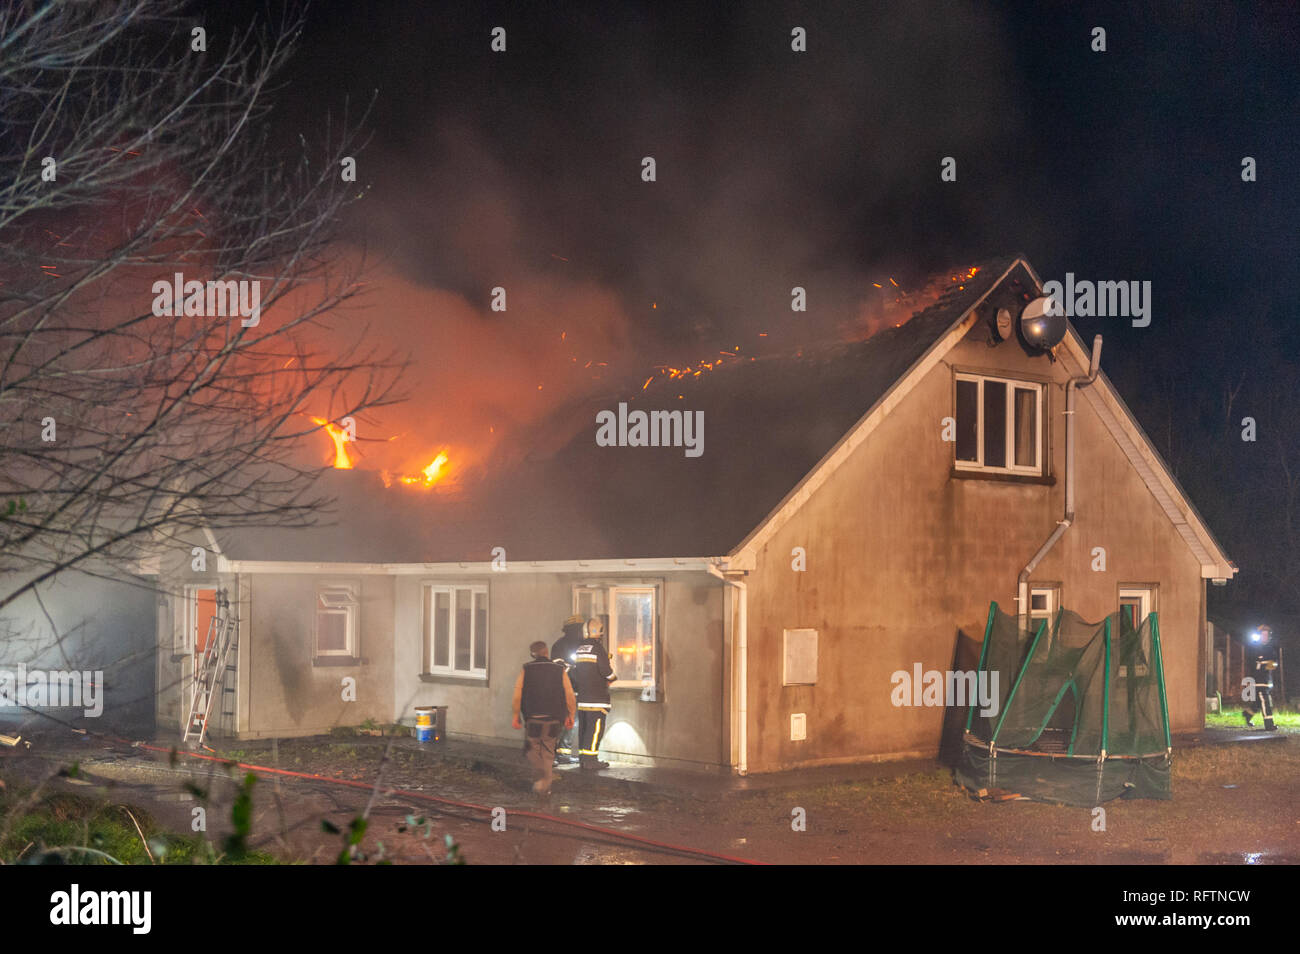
[182,591,235,747]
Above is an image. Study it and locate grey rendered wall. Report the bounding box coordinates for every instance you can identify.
[391,571,726,769]
[238,573,396,737]
[0,564,155,732]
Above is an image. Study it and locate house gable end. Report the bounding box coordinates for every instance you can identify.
[728,257,1234,579]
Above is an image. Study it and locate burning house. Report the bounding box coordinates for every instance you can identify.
[150,256,1234,774]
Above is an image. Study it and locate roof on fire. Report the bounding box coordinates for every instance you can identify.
[213,256,1234,576]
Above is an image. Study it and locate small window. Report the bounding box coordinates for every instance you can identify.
[955,380,978,462]
[423,584,488,678]
[316,583,358,657]
[984,380,1007,468]
[1029,586,1059,644]
[954,373,1044,475]
[783,629,818,686]
[613,589,656,685]
[1118,587,1154,678]
[575,586,605,627]
[1013,387,1037,467]
[1030,586,1057,622]
[572,584,659,689]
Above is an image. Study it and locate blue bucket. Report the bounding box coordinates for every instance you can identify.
[415,705,438,743]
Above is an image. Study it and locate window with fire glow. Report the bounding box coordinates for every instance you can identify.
[422,584,488,677]
[954,373,1043,475]
[573,585,657,689]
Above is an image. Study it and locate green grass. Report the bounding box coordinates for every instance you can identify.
[0,784,279,865]
[1172,734,1300,782]
[1205,704,1300,730]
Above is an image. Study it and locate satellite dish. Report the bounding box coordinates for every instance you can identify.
[994,307,1013,341]
[1019,296,1067,350]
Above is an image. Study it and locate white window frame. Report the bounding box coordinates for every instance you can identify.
[954,373,1044,475]
[422,583,489,679]
[572,583,660,690]
[1029,585,1058,627]
[315,582,358,658]
[1118,586,1154,678]
[1029,585,1059,647]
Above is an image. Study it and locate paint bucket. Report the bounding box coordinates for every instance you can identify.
[415,705,440,743]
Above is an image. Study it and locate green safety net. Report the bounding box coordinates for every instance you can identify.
[956,602,1172,805]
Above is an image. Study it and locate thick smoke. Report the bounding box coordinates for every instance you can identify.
[289,1,1023,473]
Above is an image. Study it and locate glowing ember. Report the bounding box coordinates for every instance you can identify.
[311,417,354,469]
[643,346,745,391]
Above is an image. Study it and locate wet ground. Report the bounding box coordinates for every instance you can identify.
[3,727,1297,864]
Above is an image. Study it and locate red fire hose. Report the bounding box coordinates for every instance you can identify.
[130,741,764,866]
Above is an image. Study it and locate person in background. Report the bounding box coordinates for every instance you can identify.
[512,641,576,794]
[1243,626,1280,731]
[571,618,617,770]
[550,614,586,764]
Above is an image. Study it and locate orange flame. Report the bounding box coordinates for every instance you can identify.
[311,417,354,469]
[398,449,451,488]
[423,451,449,483]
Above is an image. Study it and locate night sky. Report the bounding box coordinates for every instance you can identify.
[216,1,1298,624]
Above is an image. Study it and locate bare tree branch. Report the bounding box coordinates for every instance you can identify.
[1,2,405,623]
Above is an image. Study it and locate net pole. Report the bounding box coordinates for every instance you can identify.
[1151,612,1172,753]
[1067,682,1081,756]
[967,601,998,735]
[1032,680,1076,747]
[990,617,1048,745]
[1101,616,1112,753]
[1094,617,1113,805]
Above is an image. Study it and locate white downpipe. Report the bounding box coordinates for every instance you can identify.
[708,563,748,776]
[1018,336,1102,626]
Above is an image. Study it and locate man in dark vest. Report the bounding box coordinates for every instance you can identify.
[550,615,586,764]
[512,641,576,794]
[571,618,617,770]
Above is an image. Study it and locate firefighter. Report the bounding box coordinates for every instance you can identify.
[1243,626,1280,731]
[512,641,576,795]
[550,615,586,764]
[571,617,616,770]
